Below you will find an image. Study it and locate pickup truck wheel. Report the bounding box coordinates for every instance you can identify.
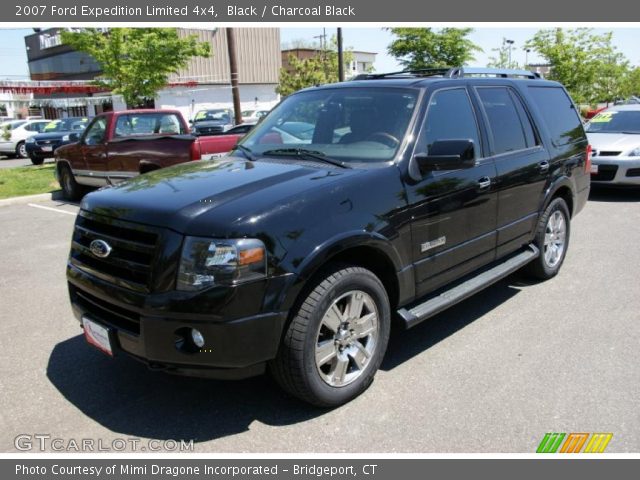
[59,164,84,201]
[270,266,390,407]
[16,142,28,159]
[525,197,571,280]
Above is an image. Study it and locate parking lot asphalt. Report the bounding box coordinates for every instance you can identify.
[0,188,638,453]
[0,156,55,169]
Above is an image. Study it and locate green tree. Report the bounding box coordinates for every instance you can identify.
[386,28,481,70]
[60,28,210,108]
[487,38,520,69]
[623,67,640,97]
[525,28,630,105]
[277,38,353,97]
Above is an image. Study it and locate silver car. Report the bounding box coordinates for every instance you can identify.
[585,105,640,186]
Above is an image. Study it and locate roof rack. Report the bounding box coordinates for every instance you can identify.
[351,67,541,81]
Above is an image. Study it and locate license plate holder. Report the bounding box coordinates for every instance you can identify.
[82,316,114,356]
[41,146,53,152]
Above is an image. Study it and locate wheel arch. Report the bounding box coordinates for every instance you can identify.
[540,176,575,219]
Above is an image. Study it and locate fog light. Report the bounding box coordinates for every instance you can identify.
[191,329,205,348]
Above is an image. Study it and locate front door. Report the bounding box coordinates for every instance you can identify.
[81,116,109,182]
[405,87,499,297]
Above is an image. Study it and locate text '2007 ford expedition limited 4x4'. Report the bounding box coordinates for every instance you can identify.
[67,68,591,407]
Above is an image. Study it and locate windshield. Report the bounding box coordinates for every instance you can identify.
[194,110,231,123]
[43,117,90,132]
[239,87,419,164]
[586,110,640,133]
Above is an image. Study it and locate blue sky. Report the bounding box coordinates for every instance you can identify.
[2,27,640,80]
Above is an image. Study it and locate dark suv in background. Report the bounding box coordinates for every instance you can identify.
[26,116,91,165]
[66,68,590,407]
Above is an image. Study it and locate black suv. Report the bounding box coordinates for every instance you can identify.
[67,68,591,407]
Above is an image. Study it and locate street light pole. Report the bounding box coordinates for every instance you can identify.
[337,28,344,82]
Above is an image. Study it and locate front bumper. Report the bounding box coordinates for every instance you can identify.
[25,142,60,157]
[67,263,287,380]
[591,156,640,185]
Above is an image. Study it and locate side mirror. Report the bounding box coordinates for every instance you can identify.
[68,132,80,142]
[415,139,476,173]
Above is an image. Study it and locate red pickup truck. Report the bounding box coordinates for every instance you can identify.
[55,109,243,200]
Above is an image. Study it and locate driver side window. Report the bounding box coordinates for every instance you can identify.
[423,88,481,158]
[84,117,107,146]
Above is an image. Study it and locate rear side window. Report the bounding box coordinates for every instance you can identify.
[477,87,537,155]
[528,86,584,146]
[114,113,185,138]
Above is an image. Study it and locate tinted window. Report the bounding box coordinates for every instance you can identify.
[478,87,534,154]
[423,88,480,156]
[586,110,640,134]
[114,113,184,137]
[528,86,584,145]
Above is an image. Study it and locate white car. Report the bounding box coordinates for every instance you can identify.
[586,105,640,186]
[0,119,50,158]
[241,109,270,123]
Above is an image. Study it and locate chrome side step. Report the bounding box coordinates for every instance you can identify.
[397,244,539,329]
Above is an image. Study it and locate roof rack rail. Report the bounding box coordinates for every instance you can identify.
[351,68,451,80]
[446,67,541,79]
[351,67,542,81]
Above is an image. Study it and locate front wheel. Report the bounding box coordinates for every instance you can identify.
[270,266,390,407]
[525,197,571,280]
[30,155,44,165]
[58,164,84,201]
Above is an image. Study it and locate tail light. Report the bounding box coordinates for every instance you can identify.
[190,140,202,161]
[585,144,592,173]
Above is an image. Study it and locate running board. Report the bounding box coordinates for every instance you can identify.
[397,244,539,329]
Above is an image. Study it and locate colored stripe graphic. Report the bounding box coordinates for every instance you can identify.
[584,433,613,453]
[536,433,566,453]
[560,433,589,453]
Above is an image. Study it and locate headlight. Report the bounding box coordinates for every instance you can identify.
[177,237,266,291]
[26,137,35,143]
[627,147,640,157]
[62,134,70,142]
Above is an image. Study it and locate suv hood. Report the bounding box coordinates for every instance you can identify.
[587,132,640,154]
[80,157,362,236]
[33,131,70,141]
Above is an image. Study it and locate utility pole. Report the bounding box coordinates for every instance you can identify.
[226,28,242,125]
[337,28,344,82]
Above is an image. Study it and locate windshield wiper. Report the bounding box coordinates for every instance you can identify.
[261,148,351,169]
[235,144,256,161]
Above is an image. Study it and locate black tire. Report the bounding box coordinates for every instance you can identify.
[524,197,571,280]
[15,142,28,159]
[270,266,391,407]
[30,155,44,165]
[58,164,84,201]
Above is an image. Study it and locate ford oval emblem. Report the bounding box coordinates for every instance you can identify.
[89,239,112,259]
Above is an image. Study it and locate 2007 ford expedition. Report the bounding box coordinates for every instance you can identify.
[66,68,591,406]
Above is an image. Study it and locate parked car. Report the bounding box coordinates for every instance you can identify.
[55,109,244,200]
[25,117,92,165]
[190,108,234,136]
[585,105,640,186]
[224,122,256,135]
[241,109,270,122]
[0,119,50,158]
[65,68,590,407]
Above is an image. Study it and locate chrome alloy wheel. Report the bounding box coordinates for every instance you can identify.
[315,290,379,387]
[544,210,566,268]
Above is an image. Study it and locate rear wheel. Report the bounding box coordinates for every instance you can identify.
[15,142,27,159]
[270,266,390,407]
[525,197,571,280]
[58,164,84,201]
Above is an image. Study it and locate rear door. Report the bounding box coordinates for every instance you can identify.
[473,85,550,258]
[405,86,499,296]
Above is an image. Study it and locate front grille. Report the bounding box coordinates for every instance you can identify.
[591,165,618,182]
[36,140,60,147]
[70,213,158,292]
[597,151,621,157]
[196,126,224,136]
[627,168,640,178]
[72,286,140,335]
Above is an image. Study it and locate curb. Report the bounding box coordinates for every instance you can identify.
[0,190,64,208]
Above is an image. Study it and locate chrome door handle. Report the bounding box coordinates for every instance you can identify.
[477,177,491,189]
[539,160,550,172]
